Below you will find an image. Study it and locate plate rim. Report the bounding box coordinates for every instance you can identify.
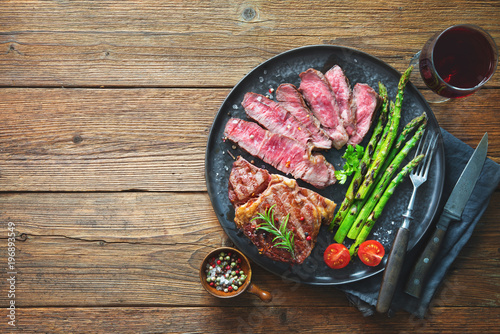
[205,44,445,285]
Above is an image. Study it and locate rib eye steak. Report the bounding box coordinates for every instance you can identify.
[229,157,337,264]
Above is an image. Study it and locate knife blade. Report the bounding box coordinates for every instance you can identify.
[405,132,488,298]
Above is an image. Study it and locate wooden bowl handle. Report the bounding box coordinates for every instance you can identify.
[246,283,272,302]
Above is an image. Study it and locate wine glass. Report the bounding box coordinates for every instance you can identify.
[409,24,498,103]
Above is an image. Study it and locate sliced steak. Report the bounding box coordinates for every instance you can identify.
[224,118,337,188]
[228,156,271,207]
[242,92,312,146]
[298,68,349,149]
[348,83,380,146]
[229,157,337,264]
[325,65,356,137]
[275,83,333,150]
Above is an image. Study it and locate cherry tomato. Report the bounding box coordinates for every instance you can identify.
[358,240,385,266]
[324,243,350,269]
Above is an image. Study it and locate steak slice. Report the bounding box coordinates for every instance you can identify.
[348,83,380,146]
[228,156,271,207]
[224,118,337,188]
[299,68,349,149]
[325,65,356,137]
[275,83,333,150]
[229,157,337,264]
[242,92,312,147]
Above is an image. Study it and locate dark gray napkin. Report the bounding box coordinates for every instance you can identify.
[338,128,500,318]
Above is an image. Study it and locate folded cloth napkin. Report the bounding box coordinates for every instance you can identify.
[338,128,500,318]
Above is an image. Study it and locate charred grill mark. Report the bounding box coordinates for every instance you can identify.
[360,162,368,175]
[368,143,375,157]
[353,180,360,194]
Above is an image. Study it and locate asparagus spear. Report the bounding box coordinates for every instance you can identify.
[355,66,413,201]
[329,82,389,230]
[349,154,425,257]
[375,113,427,185]
[331,80,418,236]
[350,82,390,200]
[333,197,366,243]
[334,119,426,243]
[372,99,395,162]
[332,100,396,239]
[346,120,427,240]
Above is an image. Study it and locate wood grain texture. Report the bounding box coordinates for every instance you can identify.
[1,306,499,334]
[0,88,228,191]
[0,88,499,192]
[0,1,499,332]
[0,1,498,87]
[0,192,498,307]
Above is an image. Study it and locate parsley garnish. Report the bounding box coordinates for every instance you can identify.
[334,145,365,184]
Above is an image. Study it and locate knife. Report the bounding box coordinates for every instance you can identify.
[405,132,488,298]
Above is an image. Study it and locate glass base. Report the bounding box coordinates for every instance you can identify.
[409,51,450,104]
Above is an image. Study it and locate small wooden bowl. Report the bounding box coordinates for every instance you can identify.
[200,247,272,302]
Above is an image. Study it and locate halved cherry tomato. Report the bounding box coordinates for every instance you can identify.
[358,240,385,266]
[324,243,350,269]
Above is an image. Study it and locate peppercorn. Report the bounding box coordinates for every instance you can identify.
[205,251,248,294]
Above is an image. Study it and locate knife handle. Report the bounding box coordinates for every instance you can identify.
[405,227,446,298]
[376,227,410,313]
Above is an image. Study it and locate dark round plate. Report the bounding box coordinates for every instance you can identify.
[205,45,444,285]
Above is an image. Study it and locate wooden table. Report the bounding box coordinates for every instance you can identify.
[1,1,498,333]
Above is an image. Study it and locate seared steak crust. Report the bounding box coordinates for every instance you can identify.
[229,157,337,264]
[228,156,271,207]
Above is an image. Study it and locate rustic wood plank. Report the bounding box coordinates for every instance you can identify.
[0,88,229,191]
[1,306,499,333]
[1,191,498,254]
[0,192,498,307]
[0,193,221,243]
[0,88,499,192]
[0,0,498,87]
[0,1,497,333]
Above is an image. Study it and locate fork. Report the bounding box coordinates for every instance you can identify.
[376,131,438,314]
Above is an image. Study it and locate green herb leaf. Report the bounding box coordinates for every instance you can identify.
[251,205,295,259]
[334,144,365,184]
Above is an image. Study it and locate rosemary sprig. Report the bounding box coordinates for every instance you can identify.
[251,204,296,260]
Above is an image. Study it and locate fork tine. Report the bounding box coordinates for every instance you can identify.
[414,129,427,156]
[412,130,430,175]
[422,133,438,179]
[412,130,437,177]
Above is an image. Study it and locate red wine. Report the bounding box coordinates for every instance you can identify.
[419,25,497,98]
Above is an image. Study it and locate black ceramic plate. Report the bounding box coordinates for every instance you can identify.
[205,45,444,285]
